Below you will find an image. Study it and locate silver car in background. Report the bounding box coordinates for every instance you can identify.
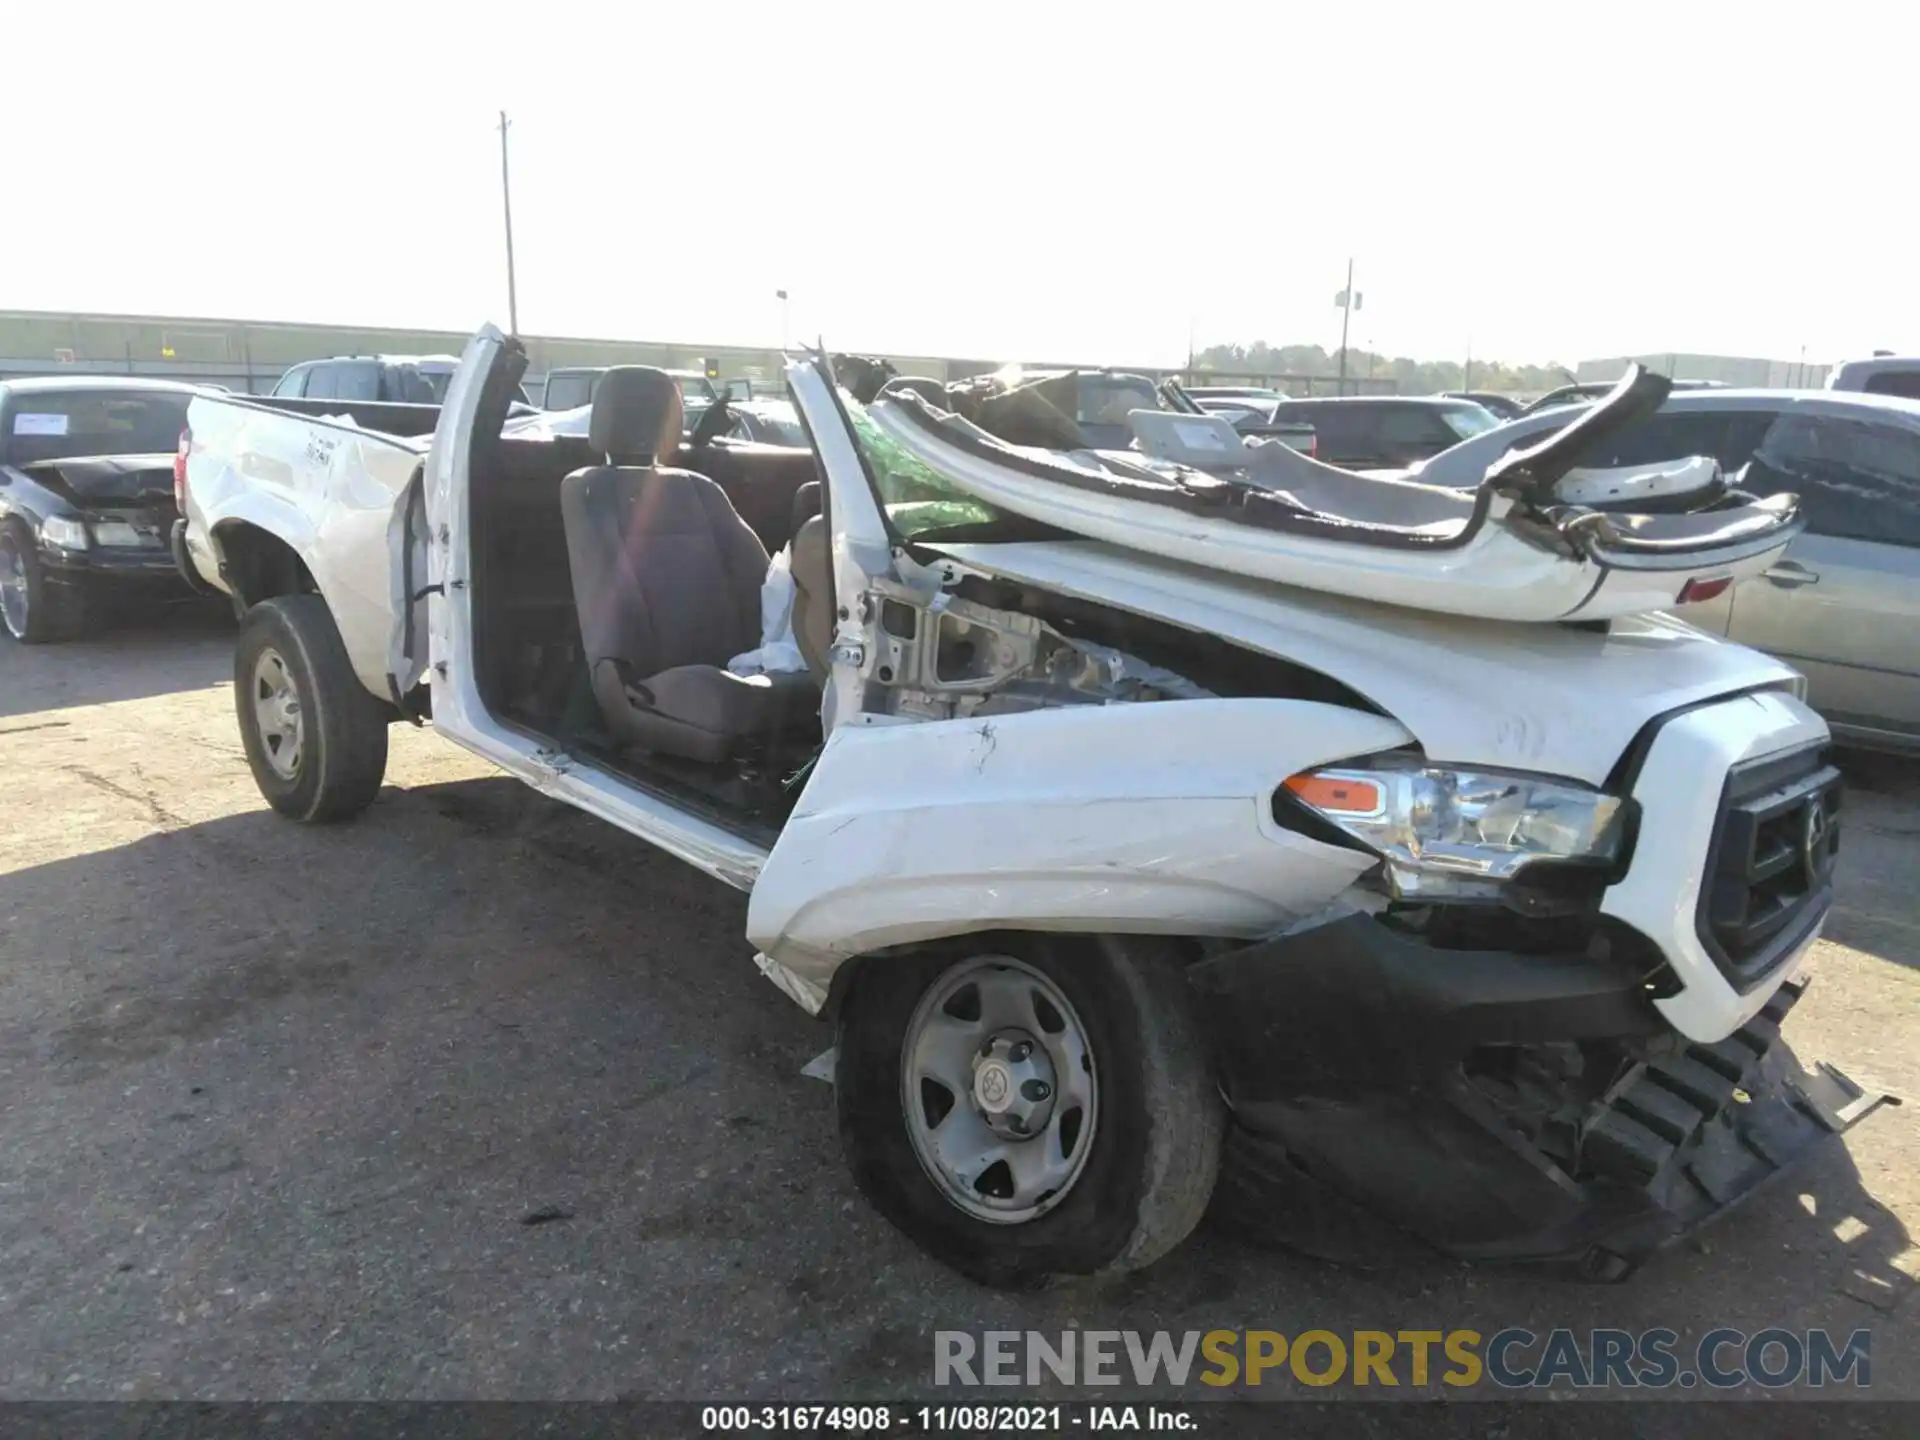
[1418,389,1920,753]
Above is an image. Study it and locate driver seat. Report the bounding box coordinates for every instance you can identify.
[558,367,811,763]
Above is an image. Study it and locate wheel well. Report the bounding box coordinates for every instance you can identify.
[817,932,1209,1024]
[215,523,316,611]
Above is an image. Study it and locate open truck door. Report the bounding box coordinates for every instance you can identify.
[414,325,518,756]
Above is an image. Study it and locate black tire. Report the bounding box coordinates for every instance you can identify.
[234,595,389,823]
[0,522,87,644]
[835,934,1222,1289]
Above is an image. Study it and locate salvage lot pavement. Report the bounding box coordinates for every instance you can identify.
[2,607,1917,1403]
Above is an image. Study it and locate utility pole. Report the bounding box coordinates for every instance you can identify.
[498,111,520,335]
[776,289,790,351]
[1335,258,1356,396]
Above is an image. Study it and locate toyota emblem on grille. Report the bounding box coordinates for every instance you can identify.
[1801,798,1832,885]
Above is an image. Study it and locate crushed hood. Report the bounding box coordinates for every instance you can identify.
[18,453,176,507]
[927,538,1803,787]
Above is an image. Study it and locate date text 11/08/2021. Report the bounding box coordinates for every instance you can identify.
[701,1406,1192,1431]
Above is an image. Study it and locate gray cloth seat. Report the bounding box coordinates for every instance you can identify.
[558,367,813,763]
[787,481,833,682]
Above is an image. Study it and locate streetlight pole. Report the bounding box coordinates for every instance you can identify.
[499,111,520,336]
[1335,257,1355,396]
[776,289,790,351]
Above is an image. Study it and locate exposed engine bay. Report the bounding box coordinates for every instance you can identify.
[863,589,1215,722]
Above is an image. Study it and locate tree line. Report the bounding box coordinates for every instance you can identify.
[1193,341,1575,395]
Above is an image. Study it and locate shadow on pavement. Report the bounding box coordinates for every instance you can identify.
[0,774,1910,1399]
[0,596,232,720]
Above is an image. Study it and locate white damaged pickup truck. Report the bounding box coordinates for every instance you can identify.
[177,329,1893,1287]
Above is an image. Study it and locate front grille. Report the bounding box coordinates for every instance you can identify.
[1697,745,1840,988]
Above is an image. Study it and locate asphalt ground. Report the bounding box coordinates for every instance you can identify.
[1,603,1915,1418]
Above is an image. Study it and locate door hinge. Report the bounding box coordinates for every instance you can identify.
[829,641,865,667]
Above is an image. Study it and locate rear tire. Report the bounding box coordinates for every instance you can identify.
[835,934,1222,1289]
[235,595,389,823]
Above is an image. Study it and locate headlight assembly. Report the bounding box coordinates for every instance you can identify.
[1283,760,1628,901]
[42,515,90,550]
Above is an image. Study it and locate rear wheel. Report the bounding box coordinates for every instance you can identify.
[835,935,1222,1288]
[235,595,389,822]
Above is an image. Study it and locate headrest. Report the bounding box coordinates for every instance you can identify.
[589,367,683,464]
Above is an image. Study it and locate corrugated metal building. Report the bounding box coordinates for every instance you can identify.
[0,309,959,399]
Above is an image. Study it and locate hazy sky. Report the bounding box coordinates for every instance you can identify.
[4,1,1911,367]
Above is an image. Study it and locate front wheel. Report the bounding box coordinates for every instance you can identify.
[835,935,1223,1289]
[0,523,86,644]
[235,595,390,822]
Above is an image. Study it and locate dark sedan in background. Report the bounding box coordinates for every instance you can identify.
[1442,389,1526,419]
[0,377,200,643]
[1266,394,1501,470]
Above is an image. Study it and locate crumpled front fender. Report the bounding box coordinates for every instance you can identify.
[744,698,1412,995]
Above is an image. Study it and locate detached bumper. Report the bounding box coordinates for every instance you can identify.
[1190,914,1894,1280]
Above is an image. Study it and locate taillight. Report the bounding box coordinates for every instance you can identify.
[1677,575,1732,604]
[173,428,190,509]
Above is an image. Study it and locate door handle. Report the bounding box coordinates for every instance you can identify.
[1763,561,1819,588]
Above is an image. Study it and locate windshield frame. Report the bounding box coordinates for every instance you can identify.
[833,382,1019,546]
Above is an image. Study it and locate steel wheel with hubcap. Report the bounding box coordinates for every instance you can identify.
[234,595,390,823]
[250,647,306,780]
[835,935,1223,1289]
[902,955,1098,1224]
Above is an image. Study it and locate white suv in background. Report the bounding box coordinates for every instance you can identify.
[1828,354,1920,401]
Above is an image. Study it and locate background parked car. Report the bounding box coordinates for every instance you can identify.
[542,365,720,420]
[1518,378,1727,416]
[720,398,808,447]
[1421,389,1920,752]
[1183,385,1284,405]
[1828,355,1920,401]
[1442,389,1526,419]
[1186,395,1318,454]
[0,377,198,643]
[273,354,537,412]
[1266,395,1499,470]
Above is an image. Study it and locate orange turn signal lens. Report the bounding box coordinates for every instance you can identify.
[1284,773,1384,815]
